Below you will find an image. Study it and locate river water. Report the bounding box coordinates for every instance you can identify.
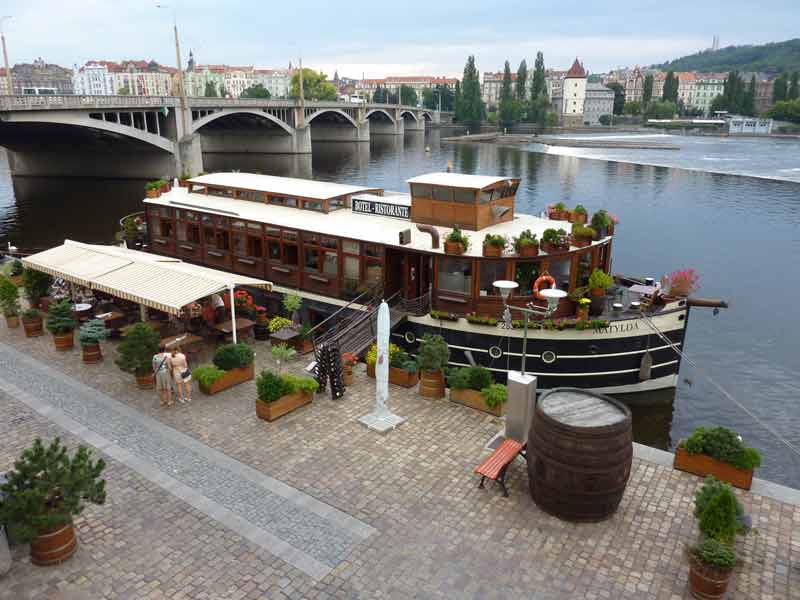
[2,131,799,487]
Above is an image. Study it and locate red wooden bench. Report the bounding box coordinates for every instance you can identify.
[474,438,526,498]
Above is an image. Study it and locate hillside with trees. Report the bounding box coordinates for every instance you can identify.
[655,39,800,74]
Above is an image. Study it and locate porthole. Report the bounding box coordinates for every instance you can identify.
[541,350,557,364]
[488,345,503,359]
[678,314,685,321]
[404,331,416,344]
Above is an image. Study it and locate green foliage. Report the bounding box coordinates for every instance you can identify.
[203,80,219,97]
[767,98,800,123]
[588,269,613,290]
[643,73,654,105]
[22,268,53,303]
[46,300,77,334]
[544,111,558,127]
[573,204,587,215]
[430,310,459,321]
[213,343,255,371]
[531,52,546,99]
[694,476,745,520]
[115,323,160,376]
[656,38,800,75]
[445,226,471,252]
[690,538,736,570]
[516,59,528,102]
[645,100,677,119]
[0,437,106,543]
[145,180,163,191]
[192,365,226,388]
[542,228,568,247]
[571,224,596,239]
[422,84,455,111]
[10,259,23,276]
[268,316,292,333]
[483,233,507,248]
[499,60,518,127]
[240,83,271,99]
[591,209,612,229]
[683,426,762,470]
[513,229,538,252]
[400,84,417,106]
[598,114,612,126]
[271,343,297,372]
[661,71,679,103]
[481,383,507,408]
[366,342,402,367]
[290,68,337,101]
[456,55,484,131]
[0,276,20,316]
[466,314,498,326]
[623,100,642,115]
[449,366,492,391]
[698,486,740,544]
[122,216,140,241]
[256,370,318,403]
[606,82,625,115]
[416,334,450,372]
[78,319,109,347]
[554,201,566,211]
[22,308,40,320]
[282,292,302,315]
[283,374,319,394]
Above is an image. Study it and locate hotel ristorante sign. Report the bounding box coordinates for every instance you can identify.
[352,198,410,220]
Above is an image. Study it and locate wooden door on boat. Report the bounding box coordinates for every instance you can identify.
[404,252,432,300]
[384,248,405,297]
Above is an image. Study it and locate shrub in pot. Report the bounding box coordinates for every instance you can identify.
[0,275,20,328]
[78,319,109,363]
[482,233,507,257]
[22,308,44,337]
[46,300,77,351]
[255,370,319,421]
[513,229,539,257]
[0,437,106,566]
[570,223,596,248]
[22,268,53,308]
[588,269,613,297]
[341,352,358,386]
[674,426,761,489]
[444,227,470,255]
[541,228,569,253]
[145,180,162,198]
[268,316,292,334]
[416,333,450,398]
[688,538,736,600]
[194,342,256,394]
[115,322,160,389]
[591,209,612,238]
[282,292,302,323]
[570,204,588,224]
[448,366,506,416]
[9,259,24,286]
[548,201,568,220]
[366,343,417,386]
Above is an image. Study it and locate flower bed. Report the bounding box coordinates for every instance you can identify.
[193,343,256,395]
[255,371,318,422]
[674,426,761,490]
[365,343,418,387]
[448,366,506,416]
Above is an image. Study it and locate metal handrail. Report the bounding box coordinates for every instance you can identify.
[306,288,372,340]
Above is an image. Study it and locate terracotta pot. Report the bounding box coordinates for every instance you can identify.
[450,388,503,417]
[674,445,754,490]
[576,306,589,321]
[81,343,102,364]
[590,287,606,297]
[571,212,587,224]
[256,313,269,326]
[135,373,155,389]
[419,369,445,398]
[200,364,255,395]
[367,362,375,378]
[145,189,161,199]
[342,365,353,386]
[542,242,568,254]
[159,182,170,193]
[5,314,20,329]
[517,244,539,258]
[179,179,190,188]
[670,281,691,297]
[482,244,502,257]
[30,522,78,566]
[53,331,75,351]
[22,315,44,337]
[688,556,733,600]
[444,241,465,255]
[256,390,313,422]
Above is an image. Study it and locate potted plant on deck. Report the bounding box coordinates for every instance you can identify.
[444,227,470,255]
[46,300,77,352]
[688,538,737,600]
[78,319,109,363]
[366,343,418,386]
[9,259,24,287]
[591,210,613,238]
[0,437,106,566]
[570,224,596,248]
[541,228,569,253]
[22,308,44,337]
[416,333,450,398]
[341,352,358,386]
[22,268,53,310]
[255,370,319,422]
[115,322,160,389]
[193,342,256,395]
[482,234,507,257]
[0,276,20,328]
[576,297,591,321]
[669,268,700,297]
[570,204,588,224]
[145,180,162,198]
[588,269,613,316]
[548,202,568,220]
[448,366,507,417]
[674,426,761,490]
[513,229,539,257]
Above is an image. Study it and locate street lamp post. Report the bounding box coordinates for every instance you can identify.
[1,16,13,95]
[156,5,188,137]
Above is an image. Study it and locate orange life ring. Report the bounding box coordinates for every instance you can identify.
[533,274,556,300]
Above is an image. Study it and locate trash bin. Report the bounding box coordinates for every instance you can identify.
[0,474,11,576]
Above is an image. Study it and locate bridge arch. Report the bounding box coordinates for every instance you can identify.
[421,111,433,122]
[364,108,395,123]
[305,108,359,128]
[191,108,294,135]
[399,110,419,122]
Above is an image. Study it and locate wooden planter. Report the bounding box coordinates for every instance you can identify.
[419,369,445,398]
[444,241,465,255]
[571,236,592,248]
[81,343,102,364]
[390,366,418,388]
[145,189,161,198]
[542,242,568,254]
[23,316,44,337]
[53,331,75,351]
[688,556,733,600]
[673,445,754,490]
[548,209,568,221]
[450,388,503,417]
[8,274,23,287]
[30,522,78,566]
[570,212,588,224]
[200,364,255,395]
[367,362,375,378]
[5,315,19,329]
[517,244,539,258]
[343,364,354,386]
[293,338,314,354]
[482,244,503,257]
[590,287,606,297]
[135,373,155,390]
[256,390,312,422]
[159,182,170,193]
[179,179,190,188]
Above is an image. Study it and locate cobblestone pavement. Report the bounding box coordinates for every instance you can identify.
[1,325,799,599]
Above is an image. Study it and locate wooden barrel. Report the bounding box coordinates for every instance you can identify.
[82,343,102,364]
[135,373,155,389]
[30,522,77,566]
[53,332,75,351]
[22,318,43,337]
[418,369,445,398]
[527,387,632,522]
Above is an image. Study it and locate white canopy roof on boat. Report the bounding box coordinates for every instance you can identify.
[22,240,272,315]
[189,172,381,200]
[406,172,514,190]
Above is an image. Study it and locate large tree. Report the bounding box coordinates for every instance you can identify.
[662,71,679,104]
[423,84,454,111]
[372,85,387,103]
[606,82,625,115]
[290,68,337,101]
[789,72,800,100]
[457,55,483,131]
[772,74,788,103]
[400,84,417,106]
[453,80,462,118]
[203,80,218,97]
[498,60,517,127]
[645,100,676,119]
[642,74,654,105]
[531,52,546,99]
[767,98,800,123]
[743,75,756,116]
[516,59,528,102]
[241,83,271,99]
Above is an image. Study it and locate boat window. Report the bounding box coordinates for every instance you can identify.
[343,256,360,292]
[268,240,281,260]
[438,257,472,295]
[328,197,346,211]
[238,190,262,202]
[304,248,321,271]
[480,189,493,204]
[159,207,172,218]
[304,200,324,212]
[232,220,246,230]
[479,261,507,296]
[283,230,298,242]
[183,211,198,222]
[266,227,280,238]
[233,232,246,255]
[453,189,476,204]
[201,214,213,225]
[342,240,360,254]
[216,216,230,227]
[247,236,263,258]
[410,184,432,198]
[190,185,207,194]
[364,243,383,258]
[284,244,298,265]
[514,260,541,297]
[270,195,298,208]
[160,220,174,238]
[177,222,200,243]
[432,186,452,202]
[208,187,234,198]
[215,231,230,251]
[247,222,262,233]
[323,251,338,277]
[365,259,383,287]
[321,237,338,250]
[303,232,319,244]
[549,256,571,291]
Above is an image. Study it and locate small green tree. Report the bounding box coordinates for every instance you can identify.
[0,437,106,543]
[531,51,546,99]
[789,71,800,100]
[0,276,20,317]
[498,60,518,127]
[642,74,654,105]
[400,84,417,106]
[241,83,271,99]
[290,68,337,101]
[662,71,679,103]
[46,300,77,335]
[416,334,450,373]
[117,85,130,96]
[204,80,219,97]
[607,82,625,115]
[698,486,740,544]
[271,343,297,373]
[623,100,643,115]
[22,268,53,304]
[78,319,109,348]
[457,55,484,131]
[516,59,528,103]
[115,323,160,376]
[773,74,788,103]
[282,292,302,317]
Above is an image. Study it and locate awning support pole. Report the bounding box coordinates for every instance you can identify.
[229,285,237,344]
[140,304,147,322]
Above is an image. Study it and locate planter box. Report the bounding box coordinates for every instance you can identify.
[482,244,503,257]
[53,331,75,351]
[542,242,569,254]
[570,212,588,224]
[450,388,503,417]
[571,236,592,248]
[200,364,255,395]
[366,363,418,387]
[673,445,754,490]
[516,244,539,258]
[444,241,465,255]
[256,390,312,422]
[145,189,161,198]
[81,343,102,364]
[5,315,19,329]
[419,369,445,398]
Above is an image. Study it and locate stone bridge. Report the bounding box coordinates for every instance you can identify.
[0,95,452,178]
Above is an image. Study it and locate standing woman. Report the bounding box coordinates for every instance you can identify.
[152,344,173,407]
[170,346,192,404]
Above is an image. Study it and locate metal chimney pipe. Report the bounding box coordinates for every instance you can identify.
[416,224,439,249]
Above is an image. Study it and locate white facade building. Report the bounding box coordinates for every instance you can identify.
[254,69,291,98]
[73,62,116,95]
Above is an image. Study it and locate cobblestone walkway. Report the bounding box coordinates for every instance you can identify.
[0,341,373,580]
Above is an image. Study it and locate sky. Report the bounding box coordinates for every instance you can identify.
[3,0,797,78]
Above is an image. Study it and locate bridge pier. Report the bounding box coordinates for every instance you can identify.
[404,118,425,133]
[370,118,404,136]
[199,127,311,155]
[4,145,176,179]
[309,120,369,143]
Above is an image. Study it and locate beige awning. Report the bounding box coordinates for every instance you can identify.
[22,240,272,315]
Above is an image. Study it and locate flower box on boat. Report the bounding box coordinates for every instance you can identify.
[673,445,754,490]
